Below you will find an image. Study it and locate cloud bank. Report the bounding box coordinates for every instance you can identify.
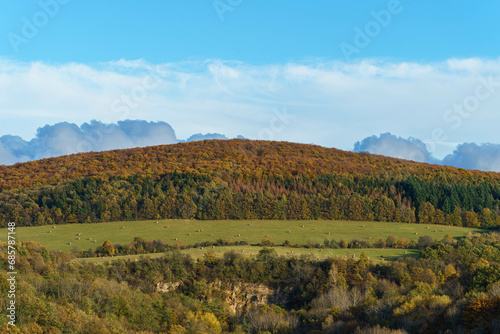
[353,133,438,164]
[2,58,500,155]
[186,133,228,142]
[442,143,500,172]
[354,133,500,173]
[0,120,238,165]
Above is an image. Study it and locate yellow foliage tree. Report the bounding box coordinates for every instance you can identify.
[101,240,116,256]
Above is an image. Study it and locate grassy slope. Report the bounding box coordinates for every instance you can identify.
[14,219,482,252]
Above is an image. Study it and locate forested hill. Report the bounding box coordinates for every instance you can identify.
[1,139,499,191]
[1,139,500,227]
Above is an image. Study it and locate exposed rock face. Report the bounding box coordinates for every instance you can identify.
[212,281,273,314]
[156,281,182,293]
[156,280,281,314]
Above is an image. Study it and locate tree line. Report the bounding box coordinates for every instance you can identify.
[1,172,500,228]
[87,233,443,259]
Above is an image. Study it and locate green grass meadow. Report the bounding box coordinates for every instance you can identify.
[13,219,482,253]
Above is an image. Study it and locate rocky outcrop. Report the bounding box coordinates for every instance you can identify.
[156,279,288,314]
[156,281,182,293]
[212,280,273,314]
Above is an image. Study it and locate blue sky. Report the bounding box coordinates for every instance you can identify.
[1,1,500,170]
[2,1,500,63]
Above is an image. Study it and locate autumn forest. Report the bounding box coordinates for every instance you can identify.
[1,140,500,334]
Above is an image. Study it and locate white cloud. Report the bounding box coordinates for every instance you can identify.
[0,120,178,164]
[353,133,500,173]
[0,119,250,165]
[186,133,228,142]
[353,132,437,163]
[0,141,24,165]
[443,143,500,172]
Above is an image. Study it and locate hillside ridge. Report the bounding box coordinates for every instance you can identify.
[1,139,498,192]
